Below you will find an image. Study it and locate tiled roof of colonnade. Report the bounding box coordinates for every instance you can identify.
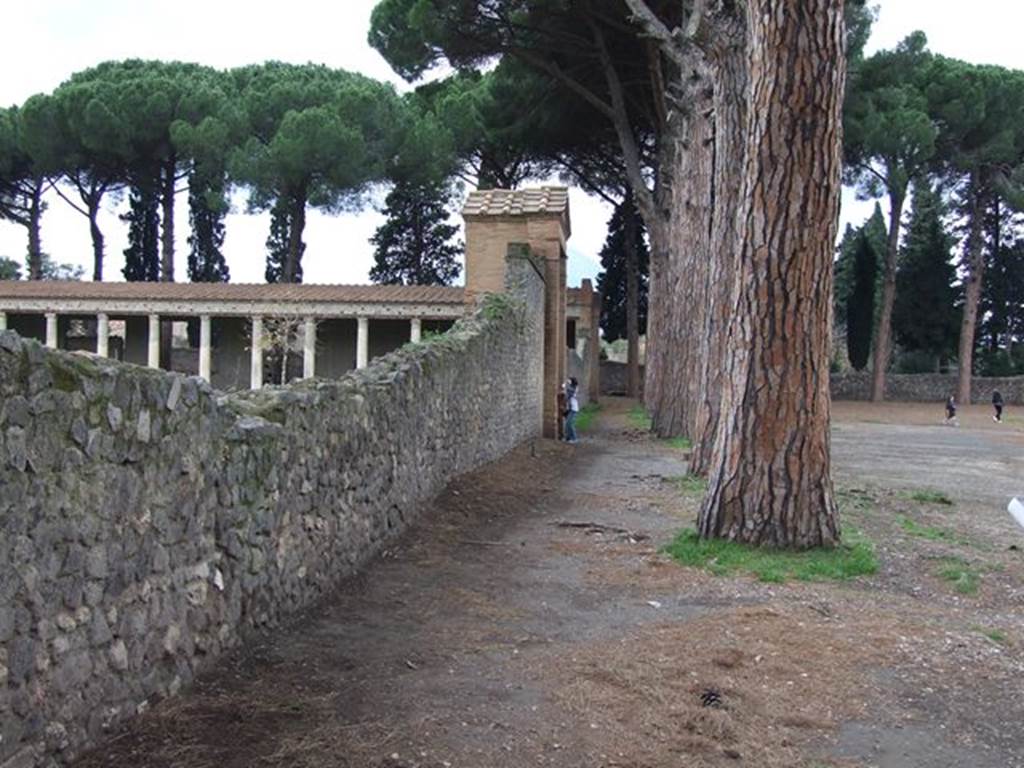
[0,281,467,319]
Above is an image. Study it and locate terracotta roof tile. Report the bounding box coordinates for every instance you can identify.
[0,281,466,305]
[462,187,570,218]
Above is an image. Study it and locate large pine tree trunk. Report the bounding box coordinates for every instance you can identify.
[160,155,176,282]
[89,198,105,282]
[624,196,641,398]
[698,0,844,549]
[692,19,748,475]
[27,181,44,280]
[956,181,986,405]
[648,67,716,439]
[284,197,307,284]
[869,188,906,401]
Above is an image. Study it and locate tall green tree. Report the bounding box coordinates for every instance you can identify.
[846,231,879,372]
[844,32,937,400]
[63,60,232,282]
[121,181,160,281]
[42,78,131,280]
[925,58,1024,400]
[892,184,959,369]
[598,195,647,364]
[834,204,886,332]
[978,200,1024,358]
[0,103,58,280]
[230,62,406,283]
[186,172,229,283]
[369,179,462,285]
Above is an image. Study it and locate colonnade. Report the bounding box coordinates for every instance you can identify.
[0,311,427,390]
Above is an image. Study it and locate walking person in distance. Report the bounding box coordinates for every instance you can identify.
[993,390,1004,423]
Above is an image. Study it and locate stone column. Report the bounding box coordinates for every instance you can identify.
[199,315,212,382]
[250,316,264,389]
[46,312,58,349]
[97,313,110,358]
[0,311,7,331]
[303,316,316,379]
[147,314,160,368]
[356,316,369,369]
[410,317,422,343]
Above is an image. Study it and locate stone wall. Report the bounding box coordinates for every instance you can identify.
[830,372,1024,404]
[600,361,645,397]
[0,252,545,768]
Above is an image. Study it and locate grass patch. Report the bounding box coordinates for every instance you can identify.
[574,403,601,432]
[664,527,878,584]
[897,515,957,542]
[666,474,707,497]
[664,436,692,451]
[974,626,1008,644]
[628,404,652,431]
[902,489,954,506]
[935,556,981,595]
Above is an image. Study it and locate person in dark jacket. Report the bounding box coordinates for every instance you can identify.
[945,395,958,426]
[993,390,1004,423]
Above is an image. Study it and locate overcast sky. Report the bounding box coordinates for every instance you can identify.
[2,1,1022,286]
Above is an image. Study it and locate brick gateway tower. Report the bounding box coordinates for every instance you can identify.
[462,187,570,439]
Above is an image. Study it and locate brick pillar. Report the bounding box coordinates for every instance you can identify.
[462,187,572,439]
[589,286,602,403]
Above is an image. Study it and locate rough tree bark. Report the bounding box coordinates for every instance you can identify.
[698,0,844,548]
[284,194,307,284]
[89,198,105,282]
[870,184,907,401]
[691,14,748,475]
[624,195,642,398]
[956,176,987,405]
[27,181,45,280]
[160,154,176,282]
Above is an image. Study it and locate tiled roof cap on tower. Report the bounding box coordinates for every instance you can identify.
[462,187,571,237]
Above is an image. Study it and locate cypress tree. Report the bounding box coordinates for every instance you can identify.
[847,231,877,371]
[265,199,302,284]
[186,173,230,283]
[596,199,649,341]
[892,184,959,368]
[121,182,160,282]
[368,180,462,286]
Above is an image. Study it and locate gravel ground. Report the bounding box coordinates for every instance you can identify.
[70,399,1024,768]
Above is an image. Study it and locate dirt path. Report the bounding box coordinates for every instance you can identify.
[73,399,1024,768]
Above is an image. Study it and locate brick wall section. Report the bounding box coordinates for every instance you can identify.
[830,373,1024,404]
[0,254,544,768]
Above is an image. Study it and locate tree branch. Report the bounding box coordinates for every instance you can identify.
[588,17,658,225]
[509,46,616,120]
[622,0,688,67]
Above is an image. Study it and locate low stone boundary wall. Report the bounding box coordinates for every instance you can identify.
[600,360,644,397]
[0,256,544,767]
[830,372,1024,404]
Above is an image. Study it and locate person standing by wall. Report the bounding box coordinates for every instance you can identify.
[564,377,580,443]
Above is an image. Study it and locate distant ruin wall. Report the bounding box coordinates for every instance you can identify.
[830,372,1024,404]
[600,361,645,397]
[0,254,544,768]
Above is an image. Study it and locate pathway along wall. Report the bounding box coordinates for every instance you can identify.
[0,253,545,768]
